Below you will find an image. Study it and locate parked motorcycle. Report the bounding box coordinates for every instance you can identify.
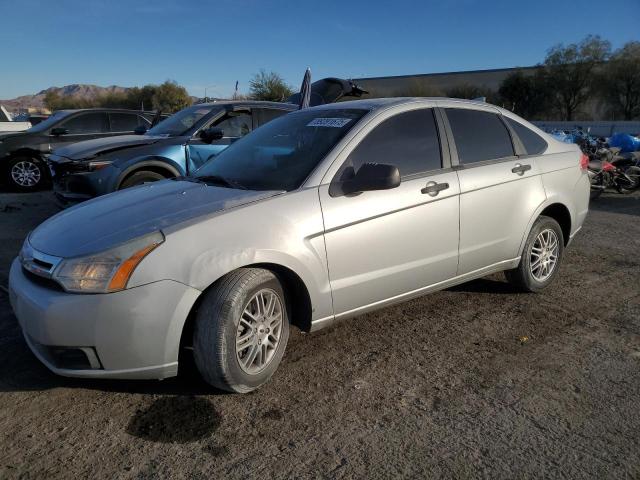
[587,147,640,199]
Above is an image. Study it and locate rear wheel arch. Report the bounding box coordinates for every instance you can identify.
[519,201,572,257]
[539,203,571,246]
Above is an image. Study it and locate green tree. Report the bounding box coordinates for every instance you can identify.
[597,41,640,120]
[249,70,294,101]
[498,68,551,119]
[151,80,191,113]
[543,35,611,120]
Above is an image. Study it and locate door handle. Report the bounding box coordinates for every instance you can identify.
[512,163,531,175]
[421,181,449,197]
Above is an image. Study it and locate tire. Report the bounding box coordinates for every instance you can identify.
[119,170,166,189]
[193,268,290,393]
[505,216,564,293]
[615,166,640,194]
[6,156,48,191]
[588,171,604,200]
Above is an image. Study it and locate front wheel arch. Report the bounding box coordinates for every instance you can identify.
[116,159,182,189]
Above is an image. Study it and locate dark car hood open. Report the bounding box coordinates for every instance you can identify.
[29,179,282,257]
[52,134,167,161]
[288,78,368,107]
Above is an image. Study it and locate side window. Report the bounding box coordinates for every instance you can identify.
[254,108,289,128]
[446,108,514,164]
[341,108,442,179]
[504,117,547,155]
[60,112,109,134]
[109,113,143,132]
[215,113,252,138]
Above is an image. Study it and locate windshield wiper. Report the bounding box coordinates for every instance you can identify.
[189,175,248,190]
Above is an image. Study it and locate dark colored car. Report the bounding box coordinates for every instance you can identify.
[48,77,368,207]
[48,101,297,206]
[0,108,163,191]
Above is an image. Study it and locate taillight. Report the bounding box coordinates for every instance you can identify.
[602,162,615,172]
[580,154,589,170]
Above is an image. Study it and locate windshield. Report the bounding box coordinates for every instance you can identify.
[26,111,70,133]
[195,108,367,191]
[146,105,220,137]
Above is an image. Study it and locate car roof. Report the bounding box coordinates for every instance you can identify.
[55,108,165,114]
[301,96,503,112]
[195,100,298,111]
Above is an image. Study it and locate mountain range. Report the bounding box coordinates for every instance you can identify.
[0,84,130,111]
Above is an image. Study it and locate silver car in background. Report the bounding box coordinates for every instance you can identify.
[9,98,590,392]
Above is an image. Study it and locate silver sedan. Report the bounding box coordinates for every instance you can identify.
[9,98,590,392]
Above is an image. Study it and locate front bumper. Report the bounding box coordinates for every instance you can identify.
[8,258,201,380]
[49,160,122,208]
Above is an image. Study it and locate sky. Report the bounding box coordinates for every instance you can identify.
[0,0,638,99]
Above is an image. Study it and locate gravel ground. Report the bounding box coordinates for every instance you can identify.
[0,190,639,479]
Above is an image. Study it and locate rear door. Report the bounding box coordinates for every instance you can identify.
[319,106,460,317]
[50,112,111,149]
[108,112,149,134]
[440,105,546,275]
[187,110,253,172]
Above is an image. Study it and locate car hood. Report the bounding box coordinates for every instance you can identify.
[29,179,282,257]
[52,134,168,161]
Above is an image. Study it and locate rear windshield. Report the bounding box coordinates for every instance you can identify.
[195,108,367,191]
[146,105,220,137]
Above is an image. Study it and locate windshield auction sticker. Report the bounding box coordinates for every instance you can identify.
[307,118,352,128]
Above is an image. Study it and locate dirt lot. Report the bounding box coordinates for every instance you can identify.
[0,190,639,479]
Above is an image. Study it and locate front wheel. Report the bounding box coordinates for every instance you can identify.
[615,166,640,194]
[505,216,564,292]
[6,156,48,191]
[193,268,290,393]
[119,170,166,189]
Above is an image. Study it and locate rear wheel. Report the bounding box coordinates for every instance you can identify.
[119,170,166,189]
[6,156,47,191]
[505,216,564,292]
[193,268,289,393]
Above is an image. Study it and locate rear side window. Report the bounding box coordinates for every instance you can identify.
[343,108,442,179]
[505,117,547,155]
[60,113,109,134]
[109,113,145,132]
[446,108,514,164]
[254,108,290,127]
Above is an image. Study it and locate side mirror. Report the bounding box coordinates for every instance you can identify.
[50,127,69,136]
[134,125,148,135]
[340,163,400,195]
[199,127,224,144]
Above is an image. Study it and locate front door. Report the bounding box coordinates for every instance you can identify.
[442,106,546,274]
[319,107,460,317]
[187,111,253,172]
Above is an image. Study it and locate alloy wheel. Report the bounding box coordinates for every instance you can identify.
[530,228,559,282]
[235,289,284,374]
[11,160,41,187]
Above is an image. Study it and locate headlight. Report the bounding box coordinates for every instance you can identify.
[53,231,164,293]
[88,160,113,171]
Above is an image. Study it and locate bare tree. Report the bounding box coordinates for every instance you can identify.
[543,35,611,120]
[597,41,640,120]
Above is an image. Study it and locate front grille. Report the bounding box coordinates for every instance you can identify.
[22,267,64,291]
